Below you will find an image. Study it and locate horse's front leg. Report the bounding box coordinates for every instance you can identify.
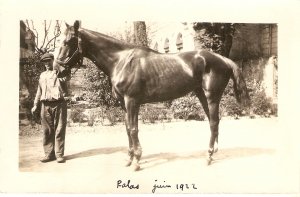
[124,111,134,167]
[118,97,134,167]
[124,96,142,171]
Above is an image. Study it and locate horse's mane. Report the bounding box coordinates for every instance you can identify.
[81,28,159,53]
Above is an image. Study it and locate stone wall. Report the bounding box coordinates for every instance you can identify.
[230,24,278,60]
[261,24,277,57]
[230,24,262,60]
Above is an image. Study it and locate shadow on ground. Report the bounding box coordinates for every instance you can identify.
[19,146,128,171]
[19,146,275,171]
[65,146,128,160]
[140,147,275,170]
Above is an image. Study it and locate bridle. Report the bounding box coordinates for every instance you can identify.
[55,33,83,70]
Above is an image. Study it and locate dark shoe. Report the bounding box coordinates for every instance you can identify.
[40,155,56,163]
[56,156,65,163]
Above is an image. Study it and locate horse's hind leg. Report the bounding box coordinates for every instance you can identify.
[194,88,209,119]
[195,88,220,165]
[206,99,220,165]
[124,96,142,171]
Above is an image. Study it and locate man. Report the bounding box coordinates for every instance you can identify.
[31,53,68,163]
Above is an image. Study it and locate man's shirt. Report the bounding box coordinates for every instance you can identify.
[34,70,67,105]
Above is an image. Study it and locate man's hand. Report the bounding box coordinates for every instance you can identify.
[31,105,37,114]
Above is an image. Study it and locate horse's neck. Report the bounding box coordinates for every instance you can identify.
[80,29,132,77]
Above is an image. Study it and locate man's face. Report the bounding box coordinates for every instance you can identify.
[43,59,54,70]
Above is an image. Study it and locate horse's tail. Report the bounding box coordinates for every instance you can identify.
[227,59,251,108]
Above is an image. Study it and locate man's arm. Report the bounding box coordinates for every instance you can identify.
[32,79,42,114]
[33,83,42,106]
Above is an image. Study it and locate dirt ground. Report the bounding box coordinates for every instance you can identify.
[14,118,299,194]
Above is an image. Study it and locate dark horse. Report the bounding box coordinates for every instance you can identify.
[55,21,250,170]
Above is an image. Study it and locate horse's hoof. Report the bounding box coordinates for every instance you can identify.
[133,164,140,171]
[207,157,213,165]
[125,160,132,167]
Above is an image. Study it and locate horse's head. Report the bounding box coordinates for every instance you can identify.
[55,20,83,72]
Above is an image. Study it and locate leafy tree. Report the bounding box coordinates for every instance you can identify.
[193,22,236,57]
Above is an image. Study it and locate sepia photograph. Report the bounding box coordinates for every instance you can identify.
[1,0,300,195]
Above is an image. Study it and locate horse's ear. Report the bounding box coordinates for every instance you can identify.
[74,20,80,31]
[65,22,70,28]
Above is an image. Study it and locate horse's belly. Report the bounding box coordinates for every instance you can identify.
[142,74,196,102]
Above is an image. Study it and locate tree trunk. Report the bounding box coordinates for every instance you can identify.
[133,21,148,47]
[219,23,234,57]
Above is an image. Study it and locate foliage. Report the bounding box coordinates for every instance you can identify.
[222,60,277,117]
[82,58,118,107]
[193,23,236,57]
[105,106,124,125]
[87,109,96,126]
[170,93,206,120]
[140,104,172,123]
[69,107,86,123]
[245,79,276,117]
[219,80,243,117]
[251,91,273,116]
[194,32,224,54]
[110,22,152,47]
[243,58,277,116]
[20,53,45,108]
[68,105,124,126]
[108,25,135,45]
[140,107,158,123]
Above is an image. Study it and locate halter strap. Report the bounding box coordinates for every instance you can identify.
[55,33,83,68]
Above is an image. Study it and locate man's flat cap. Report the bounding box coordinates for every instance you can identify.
[40,53,54,62]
